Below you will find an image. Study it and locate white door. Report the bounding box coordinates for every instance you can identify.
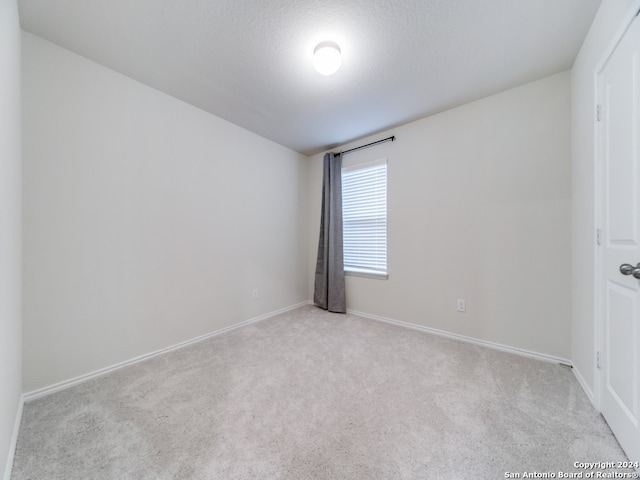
[598,12,640,464]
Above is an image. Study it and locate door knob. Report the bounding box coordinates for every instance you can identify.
[620,263,640,277]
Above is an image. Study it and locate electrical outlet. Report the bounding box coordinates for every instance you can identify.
[252,289,259,300]
[456,299,466,313]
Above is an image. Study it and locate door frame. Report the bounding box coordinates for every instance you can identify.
[594,1,640,413]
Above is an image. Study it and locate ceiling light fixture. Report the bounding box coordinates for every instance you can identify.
[313,41,342,76]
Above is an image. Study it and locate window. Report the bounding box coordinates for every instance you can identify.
[342,159,388,278]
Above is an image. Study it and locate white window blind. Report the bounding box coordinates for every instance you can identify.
[342,159,387,277]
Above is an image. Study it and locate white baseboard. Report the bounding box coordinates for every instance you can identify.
[572,365,597,410]
[347,308,573,367]
[3,395,24,480]
[23,301,309,402]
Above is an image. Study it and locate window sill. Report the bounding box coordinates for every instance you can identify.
[345,270,388,280]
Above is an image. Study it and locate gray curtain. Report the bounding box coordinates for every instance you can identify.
[314,152,346,313]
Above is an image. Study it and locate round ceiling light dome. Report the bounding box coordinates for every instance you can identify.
[313,41,342,76]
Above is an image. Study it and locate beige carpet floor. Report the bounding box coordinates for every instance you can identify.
[11,305,632,479]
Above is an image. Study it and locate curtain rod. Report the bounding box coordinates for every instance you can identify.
[340,136,395,155]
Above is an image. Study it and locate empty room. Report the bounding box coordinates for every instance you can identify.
[2,0,640,478]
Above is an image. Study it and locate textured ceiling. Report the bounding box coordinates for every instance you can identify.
[18,0,601,155]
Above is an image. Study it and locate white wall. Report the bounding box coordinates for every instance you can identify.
[22,33,309,392]
[571,0,640,400]
[309,72,572,360]
[0,0,22,478]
